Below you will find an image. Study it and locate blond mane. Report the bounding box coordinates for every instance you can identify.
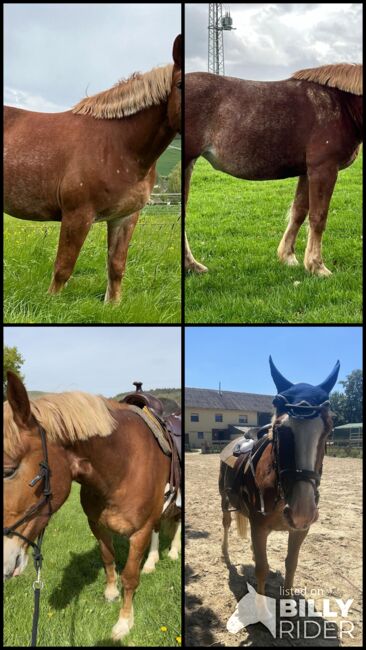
[4,392,117,456]
[291,63,362,96]
[72,64,173,119]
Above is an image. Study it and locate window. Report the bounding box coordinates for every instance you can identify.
[239,415,248,424]
[215,414,223,422]
[191,413,199,422]
[197,432,204,440]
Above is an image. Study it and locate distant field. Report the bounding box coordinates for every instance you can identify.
[185,151,362,323]
[157,137,181,176]
[4,207,181,324]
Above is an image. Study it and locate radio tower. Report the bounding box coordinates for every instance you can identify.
[208,4,235,75]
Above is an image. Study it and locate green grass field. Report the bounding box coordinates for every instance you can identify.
[157,138,181,177]
[4,484,181,647]
[4,207,181,324]
[185,152,362,323]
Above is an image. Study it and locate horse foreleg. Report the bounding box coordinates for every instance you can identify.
[250,523,270,595]
[184,160,207,273]
[112,523,152,641]
[304,165,338,276]
[168,519,181,560]
[48,208,94,294]
[284,529,308,595]
[278,175,309,266]
[87,519,119,602]
[105,212,139,303]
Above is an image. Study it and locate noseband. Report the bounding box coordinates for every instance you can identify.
[4,424,52,647]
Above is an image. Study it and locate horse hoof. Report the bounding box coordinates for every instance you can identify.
[168,547,180,561]
[315,265,332,277]
[142,561,156,574]
[283,254,299,266]
[104,585,120,602]
[186,261,208,273]
[111,611,134,641]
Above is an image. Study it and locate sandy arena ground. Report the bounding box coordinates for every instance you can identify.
[185,452,362,647]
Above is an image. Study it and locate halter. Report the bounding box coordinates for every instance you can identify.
[3,424,52,647]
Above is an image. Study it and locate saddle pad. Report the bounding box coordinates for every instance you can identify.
[127,405,172,456]
[220,436,247,468]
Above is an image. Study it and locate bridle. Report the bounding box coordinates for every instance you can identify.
[271,401,329,505]
[3,424,52,647]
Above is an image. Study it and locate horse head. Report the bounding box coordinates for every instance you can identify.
[3,372,71,580]
[168,34,182,133]
[269,356,340,530]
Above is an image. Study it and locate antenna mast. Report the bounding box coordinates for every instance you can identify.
[208,4,235,75]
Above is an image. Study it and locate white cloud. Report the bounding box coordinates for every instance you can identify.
[4,86,67,112]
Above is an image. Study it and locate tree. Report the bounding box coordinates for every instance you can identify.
[3,346,25,401]
[340,369,363,424]
[330,369,362,426]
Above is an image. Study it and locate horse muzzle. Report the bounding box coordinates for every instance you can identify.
[3,536,28,580]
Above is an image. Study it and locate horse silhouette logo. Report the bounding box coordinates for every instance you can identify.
[227,583,276,637]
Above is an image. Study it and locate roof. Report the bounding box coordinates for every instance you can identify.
[185,387,274,412]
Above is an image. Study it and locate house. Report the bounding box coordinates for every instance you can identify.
[185,387,274,449]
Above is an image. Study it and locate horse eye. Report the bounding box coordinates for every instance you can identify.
[176,81,182,90]
[3,468,17,479]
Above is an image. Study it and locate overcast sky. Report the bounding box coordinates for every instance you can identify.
[4,3,181,112]
[4,327,181,395]
[186,3,362,79]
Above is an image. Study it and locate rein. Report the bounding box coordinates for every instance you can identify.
[4,425,52,647]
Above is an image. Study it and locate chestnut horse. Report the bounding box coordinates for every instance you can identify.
[219,357,340,596]
[3,372,177,642]
[4,35,181,302]
[185,63,362,277]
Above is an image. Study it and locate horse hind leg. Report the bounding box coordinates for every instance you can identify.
[304,165,338,276]
[105,212,139,303]
[142,528,160,574]
[167,519,181,560]
[184,159,208,273]
[221,509,232,560]
[278,175,309,267]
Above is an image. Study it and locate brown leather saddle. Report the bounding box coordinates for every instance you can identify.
[120,382,181,492]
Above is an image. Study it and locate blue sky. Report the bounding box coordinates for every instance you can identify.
[4,327,181,395]
[4,3,181,111]
[185,327,362,395]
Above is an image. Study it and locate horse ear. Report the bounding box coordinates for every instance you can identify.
[172,34,182,68]
[269,356,293,392]
[317,360,340,394]
[6,371,31,427]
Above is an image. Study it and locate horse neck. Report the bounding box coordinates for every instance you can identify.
[120,102,176,172]
[344,94,363,142]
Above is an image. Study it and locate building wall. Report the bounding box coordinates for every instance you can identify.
[185,407,258,447]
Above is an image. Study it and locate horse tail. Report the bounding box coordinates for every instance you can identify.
[235,512,248,539]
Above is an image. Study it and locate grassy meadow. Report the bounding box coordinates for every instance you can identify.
[4,208,181,324]
[185,151,362,323]
[4,484,181,647]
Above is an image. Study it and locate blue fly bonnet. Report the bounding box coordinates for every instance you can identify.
[269,356,340,419]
